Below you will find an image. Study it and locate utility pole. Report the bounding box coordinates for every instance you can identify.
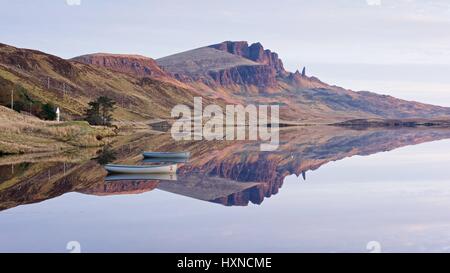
[10,89,14,110]
[47,77,50,89]
[63,83,66,98]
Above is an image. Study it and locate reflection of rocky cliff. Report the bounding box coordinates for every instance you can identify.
[1,127,450,211]
[157,173,263,206]
[168,126,450,205]
[80,180,159,196]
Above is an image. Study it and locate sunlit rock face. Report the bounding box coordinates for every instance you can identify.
[209,41,286,74]
[72,53,169,78]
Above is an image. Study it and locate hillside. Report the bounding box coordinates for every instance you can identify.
[1,41,450,124]
[0,43,205,122]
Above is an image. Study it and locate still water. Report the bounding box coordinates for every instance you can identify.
[1,126,450,253]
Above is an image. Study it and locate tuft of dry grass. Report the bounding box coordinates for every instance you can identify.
[0,106,117,154]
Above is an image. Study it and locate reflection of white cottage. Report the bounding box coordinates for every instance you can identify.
[56,107,60,122]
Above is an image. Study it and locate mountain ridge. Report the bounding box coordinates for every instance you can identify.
[1,41,450,124]
[71,53,169,78]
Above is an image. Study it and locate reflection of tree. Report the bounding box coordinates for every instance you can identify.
[95,145,117,165]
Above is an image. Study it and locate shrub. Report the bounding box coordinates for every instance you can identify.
[38,103,57,120]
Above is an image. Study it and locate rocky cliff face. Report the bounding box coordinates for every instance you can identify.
[208,64,277,88]
[206,41,288,90]
[209,41,286,74]
[157,41,289,91]
[72,53,168,78]
[158,41,323,91]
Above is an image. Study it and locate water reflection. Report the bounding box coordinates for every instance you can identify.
[105,173,178,182]
[1,126,450,211]
[95,145,117,165]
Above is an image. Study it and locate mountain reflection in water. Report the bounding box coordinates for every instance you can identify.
[1,126,450,211]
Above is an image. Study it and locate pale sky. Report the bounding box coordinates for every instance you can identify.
[1,0,450,105]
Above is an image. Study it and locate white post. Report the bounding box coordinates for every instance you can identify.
[10,89,14,110]
[56,107,60,122]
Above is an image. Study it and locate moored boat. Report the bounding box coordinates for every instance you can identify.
[105,164,177,174]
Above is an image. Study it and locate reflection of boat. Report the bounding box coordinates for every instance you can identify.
[104,164,177,174]
[105,173,177,182]
[143,152,190,159]
[143,158,188,164]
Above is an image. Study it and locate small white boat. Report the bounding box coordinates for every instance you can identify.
[143,152,190,159]
[105,164,177,174]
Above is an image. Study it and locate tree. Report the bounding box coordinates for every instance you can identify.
[97,96,116,125]
[85,96,116,126]
[39,103,57,120]
[85,101,102,125]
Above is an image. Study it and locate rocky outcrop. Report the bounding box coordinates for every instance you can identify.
[72,53,168,78]
[208,64,277,88]
[209,41,286,74]
[286,69,330,90]
[207,42,327,90]
[205,41,289,89]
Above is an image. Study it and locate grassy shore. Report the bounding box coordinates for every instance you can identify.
[0,106,117,155]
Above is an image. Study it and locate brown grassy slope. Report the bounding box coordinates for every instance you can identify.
[0,106,115,154]
[0,43,206,121]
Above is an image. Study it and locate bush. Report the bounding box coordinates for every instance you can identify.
[37,103,57,121]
